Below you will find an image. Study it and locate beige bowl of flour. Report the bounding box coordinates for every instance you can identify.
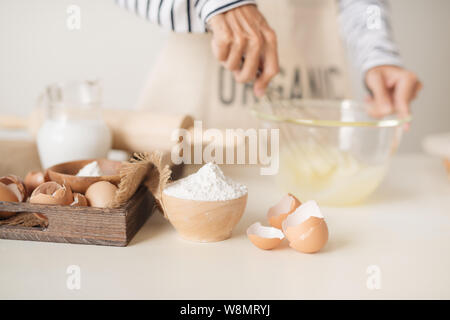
[162,193,248,242]
[161,163,248,242]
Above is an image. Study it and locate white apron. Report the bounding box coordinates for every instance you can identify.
[136,0,352,129]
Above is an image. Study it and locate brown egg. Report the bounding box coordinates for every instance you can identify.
[71,193,89,207]
[24,171,46,196]
[0,182,19,219]
[30,181,74,205]
[281,200,329,253]
[247,222,285,250]
[85,181,118,208]
[0,175,27,202]
[267,194,301,229]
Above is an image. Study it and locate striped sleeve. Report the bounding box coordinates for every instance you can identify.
[338,0,403,77]
[116,0,257,33]
[195,0,257,25]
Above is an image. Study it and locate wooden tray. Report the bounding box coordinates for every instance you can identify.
[0,186,155,247]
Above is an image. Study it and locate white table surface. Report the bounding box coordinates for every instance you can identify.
[1,154,449,299]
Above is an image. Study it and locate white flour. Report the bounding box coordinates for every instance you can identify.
[76,161,103,177]
[163,162,247,201]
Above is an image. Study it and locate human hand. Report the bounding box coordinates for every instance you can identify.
[365,65,422,120]
[208,5,279,97]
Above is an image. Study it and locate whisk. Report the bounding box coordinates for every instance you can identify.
[261,87,340,178]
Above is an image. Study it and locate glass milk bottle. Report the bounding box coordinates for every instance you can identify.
[37,80,112,169]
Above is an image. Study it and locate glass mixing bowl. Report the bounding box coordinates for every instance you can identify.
[251,98,411,206]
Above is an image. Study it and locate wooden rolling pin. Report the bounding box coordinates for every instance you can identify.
[0,108,194,153]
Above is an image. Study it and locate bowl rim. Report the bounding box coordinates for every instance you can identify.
[47,158,122,179]
[251,98,412,128]
[161,190,248,204]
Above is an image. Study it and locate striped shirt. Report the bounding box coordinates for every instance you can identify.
[116,0,257,32]
[117,0,402,76]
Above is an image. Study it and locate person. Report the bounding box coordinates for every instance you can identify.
[117,0,421,122]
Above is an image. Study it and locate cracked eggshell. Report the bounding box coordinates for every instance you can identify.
[71,193,89,207]
[0,175,27,202]
[247,222,285,250]
[0,182,19,219]
[267,194,301,229]
[282,200,328,253]
[30,181,74,205]
[288,217,328,253]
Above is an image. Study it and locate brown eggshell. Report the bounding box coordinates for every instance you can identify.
[282,200,323,241]
[0,182,19,219]
[0,175,27,202]
[248,235,282,250]
[247,222,285,250]
[280,200,329,253]
[267,194,301,229]
[71,193,89,207]
[30,181,74,205]
[288,217,329,253]
[24,171,46,196]
[85,181,118,208]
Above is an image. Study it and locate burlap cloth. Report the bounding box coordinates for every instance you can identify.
[0,139,171,228]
